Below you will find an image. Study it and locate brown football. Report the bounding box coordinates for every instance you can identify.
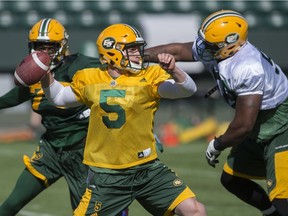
[14,51,50,86]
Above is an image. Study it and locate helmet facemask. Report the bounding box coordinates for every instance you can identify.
[120,42,148,74]
[197,29,243,61]
[28,18,69,71]
[28,40,68,70]
[196,30,222,61]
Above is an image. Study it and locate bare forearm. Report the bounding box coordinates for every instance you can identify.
[145,42,194,62]
[219,121,252,148]
[215,95,262,150]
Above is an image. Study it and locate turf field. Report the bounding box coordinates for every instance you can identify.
[0,140,265,216]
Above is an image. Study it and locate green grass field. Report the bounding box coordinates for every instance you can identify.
[0,140,266,216]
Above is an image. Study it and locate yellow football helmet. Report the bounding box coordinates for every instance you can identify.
[28,18,69,69]
[196,10,248,61]
[96,23,147,74]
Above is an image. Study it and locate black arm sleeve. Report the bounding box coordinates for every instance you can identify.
[0,86,31,109]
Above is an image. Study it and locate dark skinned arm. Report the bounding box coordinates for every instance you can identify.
[216,94,262,149]
[145,42,195,63]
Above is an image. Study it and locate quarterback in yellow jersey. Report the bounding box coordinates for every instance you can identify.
[71,62,168,169]
[41,23,207,216]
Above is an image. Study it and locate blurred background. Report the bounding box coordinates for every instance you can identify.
[0,1,287,216]
[0,0,288,145]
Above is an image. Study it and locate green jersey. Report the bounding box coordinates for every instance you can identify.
[0,53,101,148]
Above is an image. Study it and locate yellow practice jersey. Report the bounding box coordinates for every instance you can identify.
[71,65,171,169]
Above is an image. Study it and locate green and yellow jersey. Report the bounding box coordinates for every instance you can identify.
[0,53,101,148]
[71,65,171,169]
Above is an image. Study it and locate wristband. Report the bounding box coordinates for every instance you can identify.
[213,136,226,151]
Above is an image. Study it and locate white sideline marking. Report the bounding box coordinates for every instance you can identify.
[19,210,56,216]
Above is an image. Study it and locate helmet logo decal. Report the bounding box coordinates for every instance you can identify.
[226,33,239,44]
[102,37,115,49]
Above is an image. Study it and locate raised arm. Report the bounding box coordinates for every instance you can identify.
[41,72,81,107]
[157,53,197,99]
[145,42,195,63]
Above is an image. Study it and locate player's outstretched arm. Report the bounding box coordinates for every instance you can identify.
[145,42,194,63]
[0,87,30,108]
[41,72,81,107]
[157,53,197,99]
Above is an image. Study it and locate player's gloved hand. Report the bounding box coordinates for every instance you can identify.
[205,137,224,168]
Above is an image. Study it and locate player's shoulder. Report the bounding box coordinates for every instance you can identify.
[218,44,263,83]
[72,66,105,87]
[237,42,262,62]
[224,42,262,71]
[144,64,165,75]
[55,53,103,78]
[137,64,170,83]
[64,53,101,67]
[73,65,104,78]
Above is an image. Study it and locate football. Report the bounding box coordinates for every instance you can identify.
[14,51,51,86]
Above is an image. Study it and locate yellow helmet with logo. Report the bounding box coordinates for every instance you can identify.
[28,18,69,69]
[196,10,248,61]
[96,23,147,74]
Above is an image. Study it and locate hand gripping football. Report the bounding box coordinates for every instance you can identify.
[14,51,51,86]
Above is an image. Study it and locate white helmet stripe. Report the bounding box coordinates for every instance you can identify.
[124,24,144,42]
[202,11,245,31]
[38,18,52,39]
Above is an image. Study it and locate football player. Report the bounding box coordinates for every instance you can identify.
[0,18,127,216]
[40,23,207,216]
[145,10,288,216]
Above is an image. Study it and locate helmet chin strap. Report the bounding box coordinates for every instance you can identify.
[125,61,142,74]
[48,50,61,70]
[50,40,68,70]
